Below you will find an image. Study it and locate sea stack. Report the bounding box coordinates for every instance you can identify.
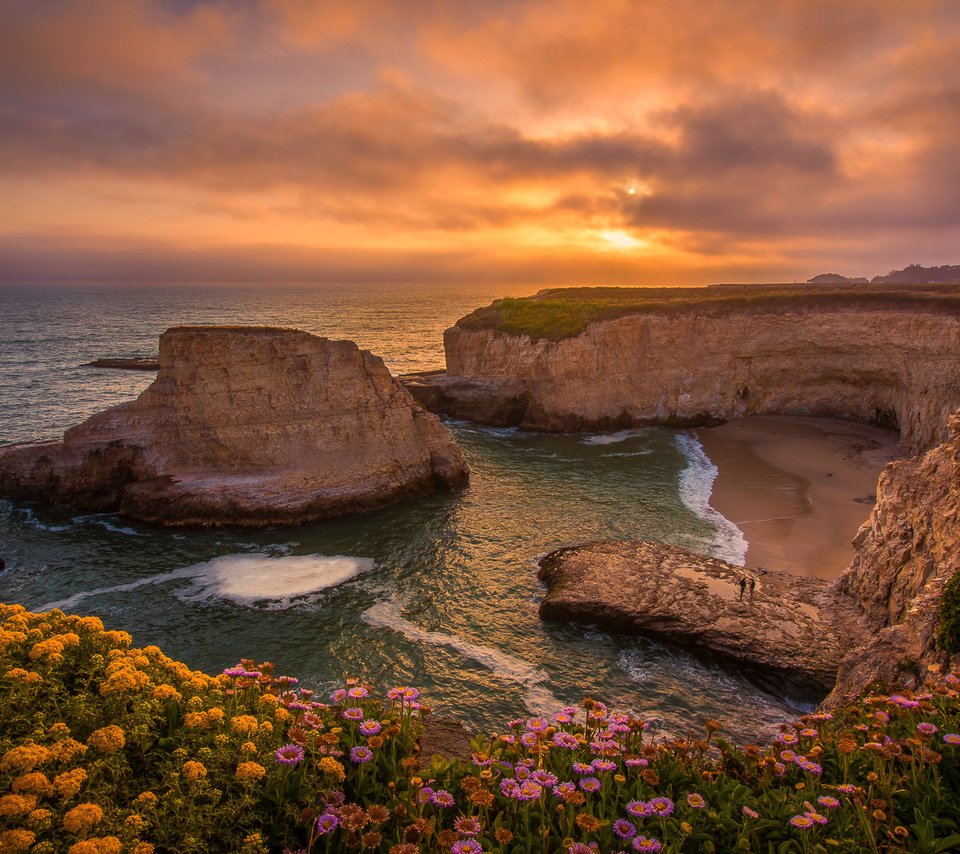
[0,326,469,526]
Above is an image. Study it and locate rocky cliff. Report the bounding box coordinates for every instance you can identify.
[0,326,468,526]
[429,292,960,455]
[826,413,960,704]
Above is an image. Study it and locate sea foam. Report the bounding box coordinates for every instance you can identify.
[39,553,373,613]
[362,600,562,715]
[675,432,748,566]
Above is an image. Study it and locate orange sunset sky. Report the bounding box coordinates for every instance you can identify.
[1,0,959,285]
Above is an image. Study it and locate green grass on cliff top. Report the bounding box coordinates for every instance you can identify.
[455,283,960,342]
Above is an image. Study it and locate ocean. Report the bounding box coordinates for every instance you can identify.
[0,283,805,741]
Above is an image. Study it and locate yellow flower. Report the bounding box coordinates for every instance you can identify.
[67,837,122,854]
[134,791,157,807]
[231,715,260,736]
[235,762,266,783]
[0,794,37,817]
[274,708,292,723]
[11,772,53,797]
[52,738,88,764]
[49,723,70,736]
[4,668,42,684]
[0,829,36,853]
[124,814,145,830]
[99,666,149,695]
[152,684,181,703]
[0,743,50,772]
[133,844,156,854]
[259,721,273,734]
[27,808,52,826]
[102,630,132,648]
[257,694,279,707]
[183,712,209,729]
[318,757,345,782]
[87,725,125,754]
[63,803,104,833]
[205,707,225,725]
[54,768,88,799]
[182,761,207,782]
[241,741,257,753]
[29,637,66,661]
[77,616,104,633]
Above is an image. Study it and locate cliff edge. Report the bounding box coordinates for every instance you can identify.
[0,326,469,526]
[411,284,960,455]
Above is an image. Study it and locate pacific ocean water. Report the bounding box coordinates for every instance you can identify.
[0,283,806,741]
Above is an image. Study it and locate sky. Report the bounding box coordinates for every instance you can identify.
[1,0,959,286]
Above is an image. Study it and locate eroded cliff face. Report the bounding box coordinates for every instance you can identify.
[0,327,468,526]
[442,308,960,454]
[827,413,960,704]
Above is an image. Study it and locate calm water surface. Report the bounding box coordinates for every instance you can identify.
[0,284,804,741]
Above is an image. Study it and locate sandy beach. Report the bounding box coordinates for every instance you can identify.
[696,416,901,580]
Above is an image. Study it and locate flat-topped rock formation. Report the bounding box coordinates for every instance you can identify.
[538,540,856,694]
[411,284,960,454]
[0,326,468,526]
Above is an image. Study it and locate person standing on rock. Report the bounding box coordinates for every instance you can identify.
[739,577,747,600]
[749,578,756,599]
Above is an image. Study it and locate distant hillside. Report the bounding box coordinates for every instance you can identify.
[871,264,960,284]
[807,273,869,283]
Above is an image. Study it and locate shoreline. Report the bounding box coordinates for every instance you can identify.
[696,416,900,580]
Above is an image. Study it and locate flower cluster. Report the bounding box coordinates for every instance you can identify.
[2,603,960,852]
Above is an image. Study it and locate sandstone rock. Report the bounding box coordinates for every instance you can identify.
[400,372,530,427]
[438,302,960,454]
[826,413,960,705]
[0,326,468,526]
[538,540,857,694]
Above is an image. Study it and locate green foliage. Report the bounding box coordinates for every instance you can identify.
[456,284,960,341]
[937,570,960,653]
[2,602,960,853]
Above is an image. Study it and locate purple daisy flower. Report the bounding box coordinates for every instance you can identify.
[625,757,649,768]
[817,796,840,809]
[520,732,539,748]
[500,779,520,798]
[331,688,347,703]
[553,732,579,749]
[568,845,593,854]
[572,761,595,776]
[578,776,601,793]
[592,759,617,773]
[613,818,637,840]
[452,842,482,854]
[454,816,481,836]
[274,743,304,766]
[359,720,382,736]
[887,694,920,708]
[918,722,938,735]
[806,811,828,825]
[626,800,652,819]
[315,812,340,835]
[632,836,662,853]
[431,790,456,808]
[516,781,543,802]
[417,786,435,804]
[686,793,706,809]
[647,797,674,817]
[223,666,247,678]
[350,746,373,764]
[531,770,558,787]
[789,815,814,829]
[742,806,759,818]
[342,707,365,721]
[944,733,960,745]
[552,781,576,798]
[347,686,369,699]
[526,716,549,733]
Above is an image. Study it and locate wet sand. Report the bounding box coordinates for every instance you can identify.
[696,416,901,580]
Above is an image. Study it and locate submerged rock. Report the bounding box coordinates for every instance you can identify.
[538,540,862,695]
[0,326,468,526]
